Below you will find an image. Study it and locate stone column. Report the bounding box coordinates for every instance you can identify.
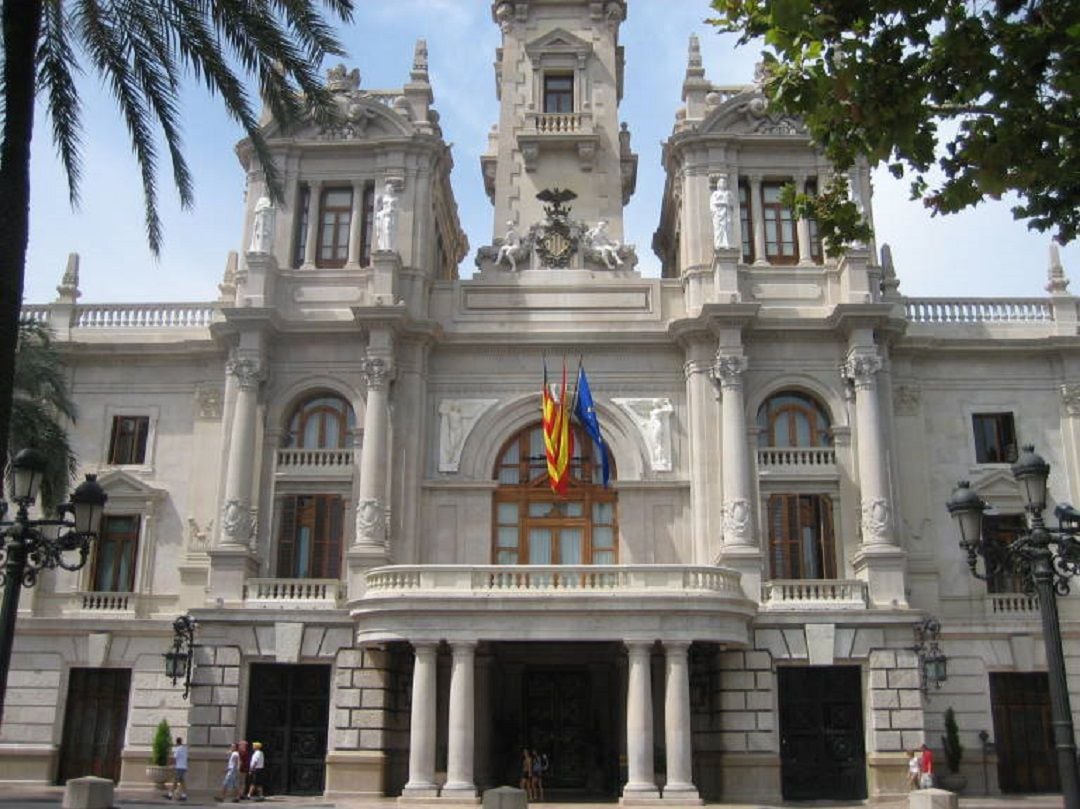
[301,180,322,269]
[346,180,365,269]
[443,642,477,797]
[219,354,264,549]
[355,356,392,553]
[623,642,659,799]
[684,344,720,566]
[714,351,752,548]
[662,642,699,801]
[794,173,812,263]
[403,643,439,797]
[474,649,494,790]
[748,174,767,265]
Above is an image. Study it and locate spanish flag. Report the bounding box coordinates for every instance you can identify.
[542,358,574,494]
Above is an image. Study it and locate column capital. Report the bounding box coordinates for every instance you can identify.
[1062,384,1080,416]
[226,355,266,390]
[861,496,893,545]
[663,640,691,656]
[450,640,478,656]
[362,356,394,390]
[844,347,882,389]
[625,640,655,657]
[411,641,439,657]
[712,352,749,389]
[746,172,764,185]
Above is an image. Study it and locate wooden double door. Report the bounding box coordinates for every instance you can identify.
[57,668,131,784]
[778,665,867,801]
[990,672,1060,793]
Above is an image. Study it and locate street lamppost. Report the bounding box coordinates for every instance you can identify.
[947,445,1080,809]
[0,448,107,725]
[164,614,197,699]
[913,616,948,694]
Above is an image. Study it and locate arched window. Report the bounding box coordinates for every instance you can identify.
[757,391,832,448]
[493,423,617,565]
[285,394,355,449]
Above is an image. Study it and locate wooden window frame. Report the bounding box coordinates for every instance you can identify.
[107,415,150,465]
[738,181,754,263]
[91,514,140,592]
[984,513,1029,594]
[973,412,1018,464]
[316,187,353,269]
[286,395,354,449]
[762,181,798,264]
[492,423,617,566]
[359,182,376,267]
[543,73,574,114]
[767,493,836,580]
[276,494,345,579]
[293,184,310,267]
[757,392,832,448]
[805,179,824,263]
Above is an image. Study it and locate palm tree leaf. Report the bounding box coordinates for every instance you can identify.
[38,0,84,208]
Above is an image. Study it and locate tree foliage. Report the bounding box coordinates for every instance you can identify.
[10,321,77,510]
[151,718,172,766]
[709,0,1080,246]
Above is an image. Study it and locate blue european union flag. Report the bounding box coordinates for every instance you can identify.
[574,365,610,486]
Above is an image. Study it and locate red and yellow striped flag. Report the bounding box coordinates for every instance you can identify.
[542,359,574,494]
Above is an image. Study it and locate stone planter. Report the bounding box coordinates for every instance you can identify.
[937,771,967,793]
[145,765,172,790]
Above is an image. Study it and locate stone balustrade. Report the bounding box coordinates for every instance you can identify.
[531,112,588,134]
[757,447,836,470]
[74,303,216,328]
[275,448,354,476]
[761,579,869,610]
[244,578,343,607]
[986,592,1039,615]
[79,592,133,612]
[19,306,49,323]
[904,298,1053,323]
[365,564,744,596]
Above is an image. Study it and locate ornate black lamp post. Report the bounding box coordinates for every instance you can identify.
[913,616,947,693]
[947,445,1080,809]
[164,614,197,699]
[0,449,107,725]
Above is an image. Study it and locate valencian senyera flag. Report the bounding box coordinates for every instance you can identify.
[574,364,610,487]
[542,358,574,494]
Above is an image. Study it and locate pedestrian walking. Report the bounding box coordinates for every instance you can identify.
[238,740,251,800]
[246,741,266,802]
[215,743,241,802]
[919,743,935,789]
[166,737,188,800]
[908,749,921,790]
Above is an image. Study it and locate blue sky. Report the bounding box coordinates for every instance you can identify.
[22,0,1077,304]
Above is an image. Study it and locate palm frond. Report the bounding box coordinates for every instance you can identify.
[38,0,84,208]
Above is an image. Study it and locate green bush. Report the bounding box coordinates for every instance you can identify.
[151,719,172,766]
[942,707,963,773]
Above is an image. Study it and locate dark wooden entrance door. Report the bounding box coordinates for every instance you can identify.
[57,668,131,784]
[778,665,867,801]
[524,669,591,791]
[990,671,1060,793]
[245,664,330,795]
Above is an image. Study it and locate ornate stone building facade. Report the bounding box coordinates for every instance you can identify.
[3,0,1079,803]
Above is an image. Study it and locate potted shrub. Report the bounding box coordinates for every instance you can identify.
[939,707,968,792]
[146,719,172,790]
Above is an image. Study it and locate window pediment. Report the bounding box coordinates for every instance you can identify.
[94,469,168,510]
[699,90,808,138]
[525,28,593,61]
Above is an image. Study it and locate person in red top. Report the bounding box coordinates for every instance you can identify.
[920,743,934,788]
[238,740,251,800]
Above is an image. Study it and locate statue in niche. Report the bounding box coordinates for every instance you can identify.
[585,220,624,269]
[709,175,734,250]
[374,182,399,252]
[249,196,276,254]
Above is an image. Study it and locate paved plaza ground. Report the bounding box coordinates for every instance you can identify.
[0,786,1066,809]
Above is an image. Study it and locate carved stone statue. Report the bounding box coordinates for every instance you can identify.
[249,196,276,254]
[374,182,399,252]
[709,176,733,250]
[585,220,624,269]
[613,397,675,471]
[495,221,522,271]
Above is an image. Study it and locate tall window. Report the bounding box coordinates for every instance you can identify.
[762,182,797,263]
[108,416,149,465]
[91,515,139,591]
[805,179,824,263]
[285,395,355,449]
[359,183,376,266]
[493,424,616,565]
[985,514,1029,594]
[317,188,353,268]
[768,494,836,579]
[543,74,574,113]
[973,413,1017,463]
[277,495,344,578]
[293,184,311,267]
[738,181,754,263]
[757,391,832,447]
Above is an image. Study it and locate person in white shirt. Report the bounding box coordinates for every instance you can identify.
[215,743,241,802]
[166,737,188,800]
[246,741,266,801]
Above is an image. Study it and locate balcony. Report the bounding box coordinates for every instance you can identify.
[354,564,756,646]
[761,579,869,611]
[518,112,599,172]
[757,447,838,479]
[243,578,344,609]
[986,592,1039,617]
[274,448,354,480]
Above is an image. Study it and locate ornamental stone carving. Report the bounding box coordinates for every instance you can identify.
[710,175,734,251]
[861,497,892,543]
[893,385,921,416]
[722,498,752,542]
[249,196,276,254]
[844,349,883,389]
[362,357,391,390]
[187,517,212,554]
[712,353,749,389]
[356,498,389,544]
[1062,384,1080,416]
[222,499,256,544]
[438,399,498,472]
[194,384,223,420]
[613,397,675,472]
[226,356,265,390]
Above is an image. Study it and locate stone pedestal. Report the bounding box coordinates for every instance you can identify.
[63,776,113,809]
[909,788,958,809]
[482,786,526,809]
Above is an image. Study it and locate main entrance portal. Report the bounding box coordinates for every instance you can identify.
[486,643,620,799]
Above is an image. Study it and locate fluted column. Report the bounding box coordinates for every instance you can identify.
[684,345,720,565]
[794,172,812,263]
[662,642,699,801]
[845,346,894,547]
[714,351,753,548]
[301,180,322,269]
[623,642,659,799]
[355,356,392,552]
[403,643,439,797]
[346,179,365,269]
[218,354,264,548]
[748,174,767,265]
[443,642,477,797]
